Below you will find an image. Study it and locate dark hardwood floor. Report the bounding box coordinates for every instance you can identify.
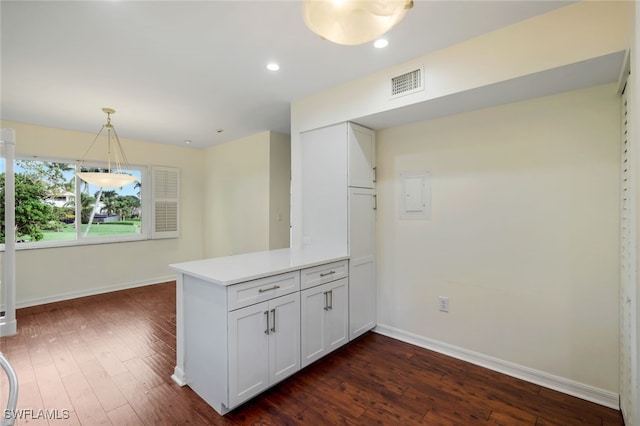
[0,282,624,425]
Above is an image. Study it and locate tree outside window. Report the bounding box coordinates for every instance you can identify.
[0,158,144,245]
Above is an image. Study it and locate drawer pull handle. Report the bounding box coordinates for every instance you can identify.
[320,271,336,277]
[258,285,280,293]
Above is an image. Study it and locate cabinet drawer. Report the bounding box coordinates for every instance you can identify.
[300,260,348,290]
[227,271,300,311]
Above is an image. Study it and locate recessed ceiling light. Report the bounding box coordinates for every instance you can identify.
[184,140,191,144]
[374,39,389,49]
[266,63,280,71]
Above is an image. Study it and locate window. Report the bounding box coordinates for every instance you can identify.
[0,156,159,248]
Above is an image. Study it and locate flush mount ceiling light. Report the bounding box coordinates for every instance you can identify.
[75,108,137,188]
[302,0,413,46]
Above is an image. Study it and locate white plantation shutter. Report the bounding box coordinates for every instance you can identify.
[152,166,179,238]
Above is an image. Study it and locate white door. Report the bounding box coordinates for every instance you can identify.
[301,284,328,367]
[268,293,301,384]
[348,123,376,189]
[228,301,270,408]
[348,187,376,339]
[325,278,349,352]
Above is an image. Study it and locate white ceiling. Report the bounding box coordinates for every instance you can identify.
[0,0,596,149]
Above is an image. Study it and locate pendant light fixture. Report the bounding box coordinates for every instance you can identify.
[302,0,413,46]
[76,108,136,188]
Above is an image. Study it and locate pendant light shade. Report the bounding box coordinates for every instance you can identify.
[302,0,413,46]
[76,108,136,188]
[75,171,136,188]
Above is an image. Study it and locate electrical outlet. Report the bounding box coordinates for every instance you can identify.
[438,296,449,313]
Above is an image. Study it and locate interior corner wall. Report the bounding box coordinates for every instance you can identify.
[268,131,291,250]
[376,84,621,393]
[204,131,271,258]
[0,120,205,307]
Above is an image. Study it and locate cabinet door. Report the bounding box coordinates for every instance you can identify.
[325,278,349,352]
[268,292,301,384]
[301,284,328,367]
[228,301,270,408]
[301,278,349,367]
[349,187,376,339]
[348,123,375,189]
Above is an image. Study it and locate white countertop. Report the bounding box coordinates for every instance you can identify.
[169,247,349,286]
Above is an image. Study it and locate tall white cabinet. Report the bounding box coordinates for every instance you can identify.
[301,122,376,340]
[348,186,376,339]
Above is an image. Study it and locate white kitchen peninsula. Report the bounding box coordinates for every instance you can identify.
[169,247,349,415]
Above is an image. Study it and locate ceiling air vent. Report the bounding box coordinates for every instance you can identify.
[391,66,424,98]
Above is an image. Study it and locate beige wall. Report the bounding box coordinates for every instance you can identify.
[204,131,270,257]
[0,119,205,306]
[286,0,631,399]
[377,84,621,392]
[0,121,291,304]
[204,130,290,258]
[290,0,630,249]
[269,131,291,250]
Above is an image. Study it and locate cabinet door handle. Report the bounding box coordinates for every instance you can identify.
[328,290,333,311]
[264,311,270,335]
[323,291,329,311]
[259,285,280,293]
[270,308,276,333]
[373,194,377,210]
[320,271,335,277]
[373,167,377,183]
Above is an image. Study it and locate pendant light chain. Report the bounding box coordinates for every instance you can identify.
[75,107,136,188]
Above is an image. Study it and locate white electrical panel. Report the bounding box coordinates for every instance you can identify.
[399,171,430,220]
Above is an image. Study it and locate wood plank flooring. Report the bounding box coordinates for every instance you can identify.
[0,282,624,425]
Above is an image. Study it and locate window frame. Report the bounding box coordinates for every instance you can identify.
[1,154,152,251]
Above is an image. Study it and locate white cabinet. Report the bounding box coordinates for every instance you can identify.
[300,121,377,340]
[346,123,376,338]
[180,270,301,415]
[348,187,376,339]
[301,277,349,367]
[228,292,300,408]
[300,124,348,250]
[300,122,375,250]
[348,123,376,189]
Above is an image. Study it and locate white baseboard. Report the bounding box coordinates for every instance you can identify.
[16,275,176,309]
[0,319,17,337]
[374,323,620,410]
[172,366,187,386]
